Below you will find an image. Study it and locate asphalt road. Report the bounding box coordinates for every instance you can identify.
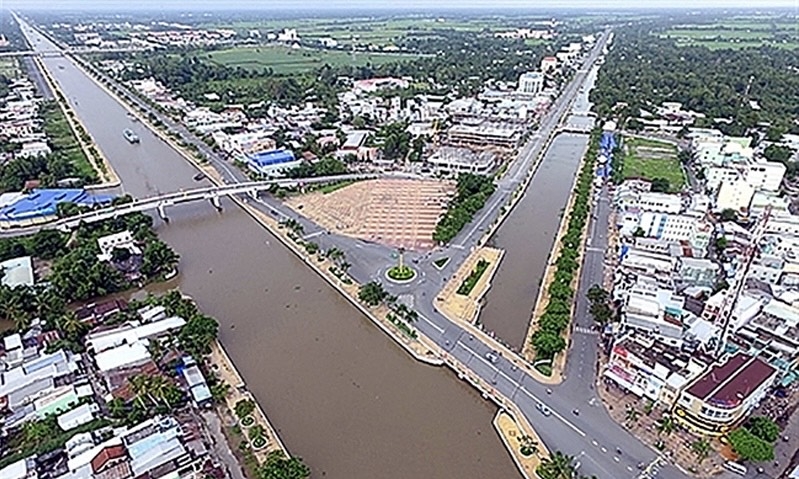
[17,18,691,478]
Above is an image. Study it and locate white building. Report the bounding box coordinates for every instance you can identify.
[637,212,712,251]
[715,177,755,213]
[97,231,141,263]
[0,256,34,288]
[517,71,544,95]
[426,146,496,175]
[745,160,786,192]
[635,192,682,214]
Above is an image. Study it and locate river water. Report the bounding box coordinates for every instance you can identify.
[478,133,591,350]
[26,26,521,479]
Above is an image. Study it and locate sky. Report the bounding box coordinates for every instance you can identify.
[3,0,799,10]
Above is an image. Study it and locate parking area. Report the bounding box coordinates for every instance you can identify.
[285,178,455,251]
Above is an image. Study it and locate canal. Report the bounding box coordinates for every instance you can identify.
[23,23,521,479]
[478,69,598,350]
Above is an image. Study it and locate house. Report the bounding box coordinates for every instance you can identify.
[673,352,777,435]
[96,230,142,263]
[245,149,301,177]
[0,256,34,288]
[0,349,79,412]
[180,357,212,407]
[86,316,187,354]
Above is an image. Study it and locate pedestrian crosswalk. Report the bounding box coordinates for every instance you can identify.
[574,326,599,335]
[636,456,665,479]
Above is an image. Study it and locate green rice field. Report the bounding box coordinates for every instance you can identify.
[206,45,418,74]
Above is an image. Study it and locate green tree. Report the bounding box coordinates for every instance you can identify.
[141,239,179,278]
[178,314,219,358]
[587,285,609,304]
[358,281,387,307]
[746,416,780,443]
[258,451,311,479]
[537,451,577,479]
[657,415,676,437]
[625,405,640,425]
[728,427,774,462]
[531,330,566,359]
[650,177,670,193]
[763,144,793,164]
[719,208,737,222]
[235,399,256,420]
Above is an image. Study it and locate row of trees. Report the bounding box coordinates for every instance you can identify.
[433,173,495,244]
[586,285,614,325]
[530,129,600,361]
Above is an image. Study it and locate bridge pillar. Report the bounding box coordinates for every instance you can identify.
[157,203,169,223]
[209,194,222,211]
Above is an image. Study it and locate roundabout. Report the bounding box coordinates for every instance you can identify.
[385,265,417,283]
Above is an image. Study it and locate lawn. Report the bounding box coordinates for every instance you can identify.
[621,136,685,192]
[40,102,97,181]
[206,45,417,74]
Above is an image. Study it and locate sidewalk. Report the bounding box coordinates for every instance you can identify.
[596,370,726,477]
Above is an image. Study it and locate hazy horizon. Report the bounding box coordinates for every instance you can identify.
[4,0,799,11]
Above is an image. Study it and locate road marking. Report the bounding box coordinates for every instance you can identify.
[302,231,324,240]
[418,314,444,334]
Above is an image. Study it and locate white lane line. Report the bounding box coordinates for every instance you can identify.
[302,231,324,240]
[454,340,587,437]
[418,314,444,334]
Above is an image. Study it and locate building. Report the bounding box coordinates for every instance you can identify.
[447,121,521,150]
[715,177,755,213]
[245,149,301,177]
[86,316,187,354]
[96,231,141,263]
[0,349,79,412]
[426,147,496,175]
[517,71,544,95]
[540,56,558,73]
[604,334,707,404]
[0,189,115,229]
[0,256,34,288]
[636,212,712,252]
[673,352,777,435]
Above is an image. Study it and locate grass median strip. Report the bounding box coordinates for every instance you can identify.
[457,259,490,296]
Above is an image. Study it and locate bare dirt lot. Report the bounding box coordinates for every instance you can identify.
[285,178,455,251]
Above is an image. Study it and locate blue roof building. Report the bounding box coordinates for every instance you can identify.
[0,188,115,228]
[246,149,301,177]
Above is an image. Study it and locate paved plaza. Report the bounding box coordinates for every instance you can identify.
[286,178,455,251]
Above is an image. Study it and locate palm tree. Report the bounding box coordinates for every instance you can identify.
[625,405,640,425]
[657,415,676,437]
[518,435,539,457]
[56,311,87,341]
[34,285,65,322]
[537,451,576,479]
[691,437,711,464]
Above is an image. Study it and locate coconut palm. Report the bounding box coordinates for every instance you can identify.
[657,415,676,437]
[518,435,539,456]
[691,437,711,464]
[537,451,577,479]
[625,405,640,425]
[56,311,87,342]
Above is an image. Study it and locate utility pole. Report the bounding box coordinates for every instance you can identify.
[713,206,771,358]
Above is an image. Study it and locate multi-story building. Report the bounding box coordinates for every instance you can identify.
[673,352,777,435]
[604,334,708,404]
[730,298,799,382]
[517,71,544,95]
[715,177,755,213]
[636,212,712,252]
[447,121,521,150]
[426,146,496,175]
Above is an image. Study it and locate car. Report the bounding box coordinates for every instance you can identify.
[536,403,551,416]
[485,352,498,363]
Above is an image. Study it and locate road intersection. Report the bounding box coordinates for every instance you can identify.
[19,20,690,478]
